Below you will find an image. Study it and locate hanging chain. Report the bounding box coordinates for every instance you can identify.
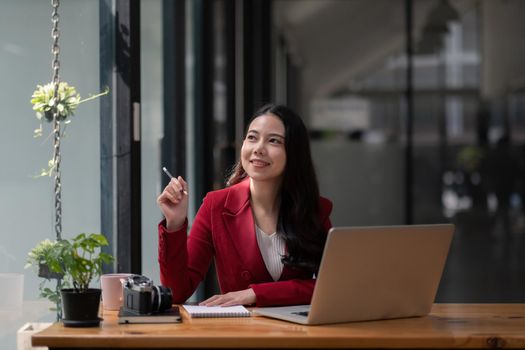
[51,0,62,241]
[50,0,63,321]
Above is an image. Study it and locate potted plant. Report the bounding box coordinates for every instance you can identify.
[26,233,113,327]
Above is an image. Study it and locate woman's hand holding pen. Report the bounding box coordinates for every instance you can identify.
[157,172,189,231]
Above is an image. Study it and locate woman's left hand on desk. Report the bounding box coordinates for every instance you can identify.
[199,288,256,307]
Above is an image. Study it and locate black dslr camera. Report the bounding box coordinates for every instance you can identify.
[122,275,173,315]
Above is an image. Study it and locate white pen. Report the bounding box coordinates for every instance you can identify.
[162,167,188,195]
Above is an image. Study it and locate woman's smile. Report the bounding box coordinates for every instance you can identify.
[250,158,271,167]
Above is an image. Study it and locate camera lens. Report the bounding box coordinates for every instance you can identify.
[152,285,173,312]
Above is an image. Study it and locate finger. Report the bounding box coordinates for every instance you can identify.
[167,180,184,200]
[175,176,188,195]
[203,295,231,306]
[161,183,177,199]
[168,187,182,201]
[199,294,220,306]
[204,298,227,306]
[169,178,184,193]
[158,190,179,205]
[164,191,180,204]
[163,185,175,198]
[178,176,188,194]
[220,300,239,307]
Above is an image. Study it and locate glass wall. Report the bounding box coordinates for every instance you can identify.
[273,0,407,227]
[0,0,101,348]
[414,0,525,302]
[274,0,525,302]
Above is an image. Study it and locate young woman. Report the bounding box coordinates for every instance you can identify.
[157,104,332,307]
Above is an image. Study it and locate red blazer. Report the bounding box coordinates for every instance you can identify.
[158,179,333,307]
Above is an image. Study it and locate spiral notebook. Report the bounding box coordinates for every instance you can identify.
[182,304,251,318]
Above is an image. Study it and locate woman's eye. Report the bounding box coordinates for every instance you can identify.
[246,134,256,141]
[269,138,283,144]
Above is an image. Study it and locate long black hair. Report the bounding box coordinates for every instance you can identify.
[227,104,326,274]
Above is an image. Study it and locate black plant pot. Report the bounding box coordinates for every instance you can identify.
[61,288,101,327]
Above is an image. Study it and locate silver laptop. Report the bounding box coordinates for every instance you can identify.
[254,224,454,325]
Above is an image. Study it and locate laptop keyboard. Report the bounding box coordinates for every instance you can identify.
[292,311,309,317]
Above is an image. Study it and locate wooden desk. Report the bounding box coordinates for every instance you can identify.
[32,304,525,349]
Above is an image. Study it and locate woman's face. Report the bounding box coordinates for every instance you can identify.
[241,114,287,184]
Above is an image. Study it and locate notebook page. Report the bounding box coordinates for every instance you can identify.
[183,305,251,318]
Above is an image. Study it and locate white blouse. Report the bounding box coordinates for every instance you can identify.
[255,225,285,281]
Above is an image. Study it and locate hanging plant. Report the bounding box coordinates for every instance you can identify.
[30,82,109,176]
[26,0,113,325]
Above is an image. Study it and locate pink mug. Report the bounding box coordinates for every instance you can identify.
[100,273,132,310]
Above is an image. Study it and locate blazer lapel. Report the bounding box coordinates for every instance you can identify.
[222,179,272,281]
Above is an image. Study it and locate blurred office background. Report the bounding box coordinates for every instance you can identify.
[1,0,525,348]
